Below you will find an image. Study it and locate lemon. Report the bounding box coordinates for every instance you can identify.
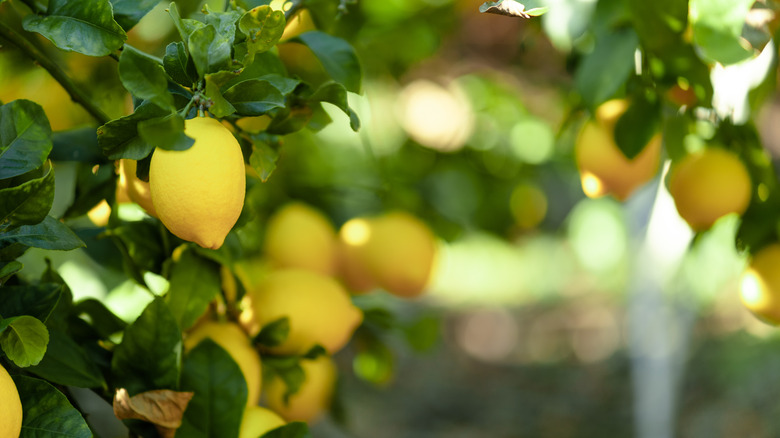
[239,406,285,438]
[265,355,336,424]
[668,147,751,231]
[509,183,548,229]
[150,117,246,249]
[0,363,22,438]
[575,99,662,201]
[87,199,111,227]
[184,321,262,408]
[242,269,363,355]
[336,217,377,294]
[120,159,157,217]
[263,202,338,276]
[740,243,780,324]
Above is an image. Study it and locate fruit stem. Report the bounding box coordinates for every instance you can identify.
[0,19,112,125]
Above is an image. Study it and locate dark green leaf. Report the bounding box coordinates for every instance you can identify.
[249,138,279,182]
[189,24,233,79]
[663,112,689,162]
[229,52,288,89]
[0,100,52,179]
[574,28,638,108]
[0,283,62,322]
[404,314,440,352]
[224,80,286,115]
[119,45,175,112]
[27,330,106,387]
[168,2,205,43]
[179,339,247,438]
[260,422,312,438]
[296,31,362,93]
[14,375,91,437]
[253,317,289,348]
[0,215,85,251]
[0,260,22,285]
[164,41,197,87]
[239,6,286,64]
[266,106,313,135]
[61,161,114,220]
[111,298,182,395]
[0,243,28,262]
[309,82,360,131]
[165,248,221,331]
[690,0,755,65]
[205,73,237,118]
[262,356,304,401]
[614,97,661,159]
[201,5,242,42]
[50,127,104,163]
[72,298,128,338]
[22,0,127,56]
[628,0,687,54]
[0,315,49,367]
[97,100,169,160]
[0,164,54,229]
[108,218,166,275]
[138,113,195,151]
[110,0,160,30]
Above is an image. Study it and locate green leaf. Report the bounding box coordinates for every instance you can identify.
[574,28,638,108]
[0,283,63,322]
[0,100,52,179]
[179,339,247,438]
[164,41,197,87]
[0,260,22,285]
[0,315,49,367]
[14,375,91,437]
[0,164,54,229]
[353,338,394,385]
[111,298,182,396]
[119,45,175,112]
[295,31,362,93]
[27,330,106,388]
[309,82,360,131]
[249,138,279,182]
[239,6,286,64]
[205,73,237,117]
[253,317,289,348]
[61,162,114,220]
[201,5,242,42]
[72,298,128,339]
[108,218,166,276]
[50,127,103,163]
[98,100,170,160]
[263,356,305,401]
[110,0,160,30]
[189,24,233,79]
[628,0,687,54]
[230,51,288,87]
[138,113,195,151]
[260,422,312,438]
[690,0,755,65]
[614,96,661,159]
[404,314,440,352]
[168,1,205,43]
[165,248,221,331]
[224,80,286,116]
[22,0,127,57]
[0,215,86,251]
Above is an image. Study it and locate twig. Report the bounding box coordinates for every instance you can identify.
[0,20,112,125]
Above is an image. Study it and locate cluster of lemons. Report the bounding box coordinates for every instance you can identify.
[573,99,780,325]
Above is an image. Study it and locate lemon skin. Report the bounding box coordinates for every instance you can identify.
[740,243,780,325]
[265,355,336,424]
[0,363,22,438]
[263,202,338,276]
[239,406,285,438]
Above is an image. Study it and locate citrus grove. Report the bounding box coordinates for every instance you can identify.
[2,0,780,437]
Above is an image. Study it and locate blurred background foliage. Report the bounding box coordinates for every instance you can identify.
[4,0,780,436]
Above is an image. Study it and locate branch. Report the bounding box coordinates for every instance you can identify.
[0,20,112,125]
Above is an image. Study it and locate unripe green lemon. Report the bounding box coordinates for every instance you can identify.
[150,117,246,249]
[740,243,780,325]
[0,363,22,438]
[239,406,285,438]
[263,202,338,276]
[668,147,751,231]
[265,355,336,424]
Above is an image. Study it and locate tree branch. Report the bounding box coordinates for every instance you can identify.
[0,20,112,125]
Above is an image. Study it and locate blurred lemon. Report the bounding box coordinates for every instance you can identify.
[265,355,336,424]
[242,269,363,355]
[263,202,338,276]
[239,406,285,438]
[336,217,377,294]
[509,183,548,229]
[0,363,22,438]
[184,321,262,408]
[150,117,246,249]
[119,159,157,217]
[668,147,751,231]
[236,115,272,134]
[740,243,780,325]
[269,0,316,41]
[575,99,662,201]
[87,199,111,227]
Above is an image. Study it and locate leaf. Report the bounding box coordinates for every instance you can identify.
[574,28,639,108]
[189,24,233,79]
[164,41,197,87]
[249,138,279,182]
[224,80,286,116]
[178,339,247,438]
[108,218,166,276]
[239,6,286,64]
[0,100,52,179]
[479,0,549,17]
[296,31,362,93]
[110,0,160,31]
[0,260,22,285]
[22,0,127,57]
[260,422,312,438]
[120,45,176,112]
[14,375,91,437]
[628,0,687,54]
[61,161,114,220]
[72,298,128,339]
[167,2,205,43]
[309,82,360,131]
[50,127,103,163]
[111,298,182,396]
[262,356,305,402]
[138,113,195,151]
[614,96,661,159]
[98,100,170,160]
[0,215,86,251]
[404,314,440,352]
[27,330,106,388]
[253,317,290,348]
[0,283,62,322]
[0,164,54,229]
[0,315,49,367]
[690,0,755,65]
[204,74,237,117]
[165,248,221,331]
[114,388,194,438]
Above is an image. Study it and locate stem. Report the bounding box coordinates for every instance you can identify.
[0,20,112,125]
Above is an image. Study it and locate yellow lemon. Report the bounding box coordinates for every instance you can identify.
[336,217,378,294]
[87,199,111,227]
[265,355,336,424]
[263,202,338,276]
[120,159,157,217]
[184,321,262,408]
[0,363,22,438]
[239,406,285,438]
[243,269,363,355]
[740,243,780,325]
[668,147,751,231]
[575,99,662,201]
[150,117,246,249]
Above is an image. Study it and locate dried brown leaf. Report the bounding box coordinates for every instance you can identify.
[113,388,195,438]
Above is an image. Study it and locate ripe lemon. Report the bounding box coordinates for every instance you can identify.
[150,117,246,249]
[265,355,336,424]
[0,363,22,438]
[263,202,338,276]
[242,269,363,355]
[668,147,751,231]
[239,406,285,438]
[575,99,662,201]
[336,217,377,294]
[740,243,780,324]
[184,321,262,408]
[120,159,157,217]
